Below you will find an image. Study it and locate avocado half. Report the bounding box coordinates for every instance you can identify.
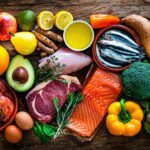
[6,55,35,92]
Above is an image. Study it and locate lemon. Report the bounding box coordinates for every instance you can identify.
[0,45,10,75]
[37,11,54,30]
[55,11,73,30]
[11,32,37,55]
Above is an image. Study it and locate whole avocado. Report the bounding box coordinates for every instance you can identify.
[16,10,36,31]
[121,62,150,101]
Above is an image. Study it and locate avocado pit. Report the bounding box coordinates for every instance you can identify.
[12,67,29,84]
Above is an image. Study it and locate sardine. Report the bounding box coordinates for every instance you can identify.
[96,44,122,68]
[103,30,138,48]
[101,54,129,66]
[100,48,131,63]
[99,45,137,56]
[98,40,140,54]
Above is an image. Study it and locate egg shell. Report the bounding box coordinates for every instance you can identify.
[5,125,23,143]
[15,111,34,130]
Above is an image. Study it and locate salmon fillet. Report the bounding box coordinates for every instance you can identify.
[67,68,122,138]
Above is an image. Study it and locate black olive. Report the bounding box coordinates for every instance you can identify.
[12,67,29,84]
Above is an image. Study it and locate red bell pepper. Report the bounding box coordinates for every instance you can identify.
[90,14,120,29]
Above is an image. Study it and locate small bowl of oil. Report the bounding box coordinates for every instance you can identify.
[63,20,94,51]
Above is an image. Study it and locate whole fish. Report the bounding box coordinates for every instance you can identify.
[123,54,145,60]
[98,40,140,54]
[96,44,122,68]
[101,55,129,66]
[100,48,131,63]
[99,45,137,56]
[103,30,138,48]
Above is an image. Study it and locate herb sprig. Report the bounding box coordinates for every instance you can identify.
[33,92,83,143]
[140,101,150,134]
[36,56,65,83]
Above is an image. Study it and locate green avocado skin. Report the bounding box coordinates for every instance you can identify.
[16,10,36,31]
[6,55,35,92]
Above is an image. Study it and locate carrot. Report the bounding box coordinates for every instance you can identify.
[90,14,120,29]
[32,30,58,50]
[35,27,63,43]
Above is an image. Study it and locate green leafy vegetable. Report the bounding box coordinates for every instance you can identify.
[36,56,65,83]
[140,101,150,134]
[33,92,83,143]
[144,122,150,134]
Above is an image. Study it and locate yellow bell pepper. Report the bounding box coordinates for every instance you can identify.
[106,99,144,136]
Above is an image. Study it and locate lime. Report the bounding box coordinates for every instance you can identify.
[16,10,36,31]
[37,11,54,30]
[55,11,73,30]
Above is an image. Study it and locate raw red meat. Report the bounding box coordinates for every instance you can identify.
[26,75,82,123]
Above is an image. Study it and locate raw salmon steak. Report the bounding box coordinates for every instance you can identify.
[67,68,122,138]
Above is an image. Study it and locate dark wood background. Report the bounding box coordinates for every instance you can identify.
[0,0,150,149]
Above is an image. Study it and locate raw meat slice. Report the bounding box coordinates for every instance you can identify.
[39,47,92,75]
[26,75,82,123]
[67,68,122,138]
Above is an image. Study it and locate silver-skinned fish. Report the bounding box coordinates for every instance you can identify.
[103,30,138,48]
[98,40,140,54]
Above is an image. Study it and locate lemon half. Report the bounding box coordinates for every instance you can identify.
[37,11,54,30]
[55,11,73,30]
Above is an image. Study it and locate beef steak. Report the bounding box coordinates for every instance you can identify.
[26,75,82,123]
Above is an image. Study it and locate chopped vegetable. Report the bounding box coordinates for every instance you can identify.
[33,92,83,143]
[121,62,150,100]
[106,99,143,136]
[121,14,150,58]
[90,14,120,29]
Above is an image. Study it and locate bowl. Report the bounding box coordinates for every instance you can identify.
[63,20,94,51]
[92,25,141,72]
[0,79,18,131]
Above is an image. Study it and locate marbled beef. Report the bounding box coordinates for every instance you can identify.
[26,75,82,123]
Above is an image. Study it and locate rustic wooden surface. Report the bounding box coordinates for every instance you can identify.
[0,0,150,149]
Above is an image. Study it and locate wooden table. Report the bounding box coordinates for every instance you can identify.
[0,0,150,149]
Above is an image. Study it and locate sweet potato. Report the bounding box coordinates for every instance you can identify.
[121,14,150,57]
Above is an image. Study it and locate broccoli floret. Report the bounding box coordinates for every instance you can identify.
[121,62,150,100]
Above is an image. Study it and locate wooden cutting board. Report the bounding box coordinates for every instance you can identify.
[0,0,150,149]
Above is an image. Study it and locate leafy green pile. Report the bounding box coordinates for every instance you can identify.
[121,62,150,100]
[141,101,150,134]
[33,92,83,143]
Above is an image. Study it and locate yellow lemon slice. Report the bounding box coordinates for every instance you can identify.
[37,11,54,30]
[55,11,73,30]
